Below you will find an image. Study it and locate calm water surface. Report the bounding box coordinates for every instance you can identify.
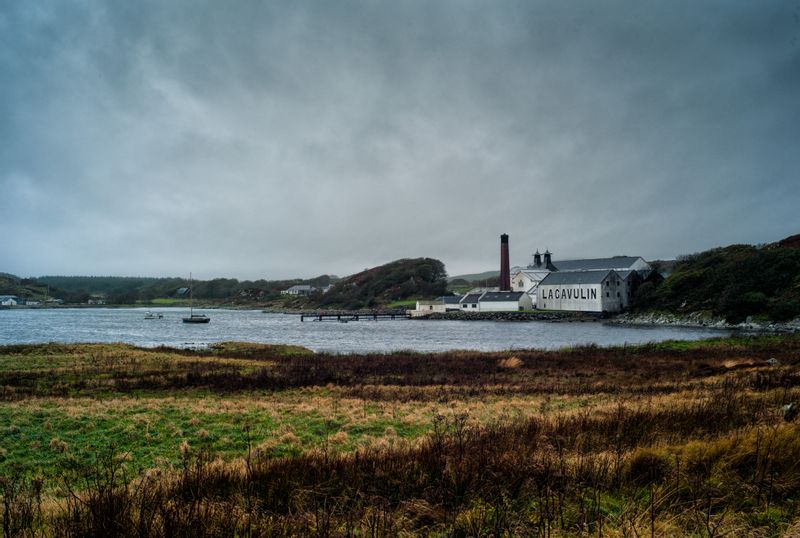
[0,308,732,353]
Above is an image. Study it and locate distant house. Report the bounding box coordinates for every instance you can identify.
[0,295,20,306]
[281,285,317,296]
[175,287,190,297]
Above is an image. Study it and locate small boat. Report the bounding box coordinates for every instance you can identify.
[144,311,163,320]
[182,273,210,324]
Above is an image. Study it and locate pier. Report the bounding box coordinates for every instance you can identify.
[300,312,409,322]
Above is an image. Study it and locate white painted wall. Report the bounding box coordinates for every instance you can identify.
[479,294,533,312]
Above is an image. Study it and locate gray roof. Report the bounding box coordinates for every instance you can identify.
[461,293,483,303]
[480,291,526,302]
[616,270,636,280]
[539,270,614,286]
[287,284,314,291]
[0,295,19,300]
[438,295,462,304]
[552,256,642,272]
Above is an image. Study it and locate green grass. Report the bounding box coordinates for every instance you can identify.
[148,298,185,305]
[386,299,419,308]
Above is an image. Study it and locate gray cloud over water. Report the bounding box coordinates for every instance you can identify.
[2,1,799,279]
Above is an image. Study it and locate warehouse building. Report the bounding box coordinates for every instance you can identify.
[538,270,627,313]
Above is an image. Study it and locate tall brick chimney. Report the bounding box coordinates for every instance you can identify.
[500,234,511,291]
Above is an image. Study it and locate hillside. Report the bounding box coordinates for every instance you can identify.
[0,273,49,299]
[634,234,800,322]
[295,258,448,310]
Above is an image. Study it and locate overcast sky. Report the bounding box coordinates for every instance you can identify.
[1,1,798,280]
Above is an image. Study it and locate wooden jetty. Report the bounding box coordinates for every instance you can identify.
[300,312,409,322]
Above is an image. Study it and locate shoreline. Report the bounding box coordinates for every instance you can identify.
[610,311,800,333]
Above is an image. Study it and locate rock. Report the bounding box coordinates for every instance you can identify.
[784,403,798,422]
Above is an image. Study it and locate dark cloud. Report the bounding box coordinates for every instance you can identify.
[1,1,798,279]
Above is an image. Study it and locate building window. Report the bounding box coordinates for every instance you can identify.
[606,292,609,297]
[617,292,620,297]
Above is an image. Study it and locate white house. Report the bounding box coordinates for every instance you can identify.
[0,295,20,306]
[538,270,624,313]
[478,291,533,312]
[281,285,317,296]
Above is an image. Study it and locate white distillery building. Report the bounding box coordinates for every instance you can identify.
[512,251,652,309]
[538,270,628,313]
[459,292,483,311]
[510,250,556,308]
[479,291,533,311]
[458,290,532,312]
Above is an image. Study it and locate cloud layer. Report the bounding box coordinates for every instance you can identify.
[2,1,799,279]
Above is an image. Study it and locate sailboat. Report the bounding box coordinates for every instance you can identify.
[182,272,210,323]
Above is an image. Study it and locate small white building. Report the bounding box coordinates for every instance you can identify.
[281,285,317,296]
[478,291,533,312]
[459,292,483,311]
[411,299,447,316]
[538,270,624,313]
[0,295,20,306]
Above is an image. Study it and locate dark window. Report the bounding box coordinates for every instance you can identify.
[617,292,620,297]
[606,292,609,297]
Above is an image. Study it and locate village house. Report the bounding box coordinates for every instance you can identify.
[0,295,22,306]
[281,285,317,296]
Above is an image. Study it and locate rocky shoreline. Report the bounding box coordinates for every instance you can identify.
[417,311,598,322]
[610,311,800,333]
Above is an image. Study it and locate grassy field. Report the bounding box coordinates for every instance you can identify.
[1,336,799,535]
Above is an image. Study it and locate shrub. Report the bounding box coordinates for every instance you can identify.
[626,447,672,487]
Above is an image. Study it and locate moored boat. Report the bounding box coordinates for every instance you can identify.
[182,273,210,324]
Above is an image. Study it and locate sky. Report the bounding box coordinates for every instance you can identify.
[1,1,799,280]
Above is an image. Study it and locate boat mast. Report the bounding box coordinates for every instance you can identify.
[189,272,193,316]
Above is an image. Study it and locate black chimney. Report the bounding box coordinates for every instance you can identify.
[534,250,542,268]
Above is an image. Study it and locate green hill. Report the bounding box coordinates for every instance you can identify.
[634,234,800,322]
[302,258,447,310]
[0,273,49,299]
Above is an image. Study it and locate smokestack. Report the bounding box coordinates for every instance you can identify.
[500,234,511,291]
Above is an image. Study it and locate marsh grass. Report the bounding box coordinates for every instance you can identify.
[0,334,799,535]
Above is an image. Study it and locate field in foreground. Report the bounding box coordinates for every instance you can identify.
[1,336,799,536]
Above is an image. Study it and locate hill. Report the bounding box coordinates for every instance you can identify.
[0,273,49,299]
[297,258,447,310]
[447,270,499,282]
[634,234,800,322]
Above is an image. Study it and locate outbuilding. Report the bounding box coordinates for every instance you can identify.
[459,293,483,311]
[478,291,533,312]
